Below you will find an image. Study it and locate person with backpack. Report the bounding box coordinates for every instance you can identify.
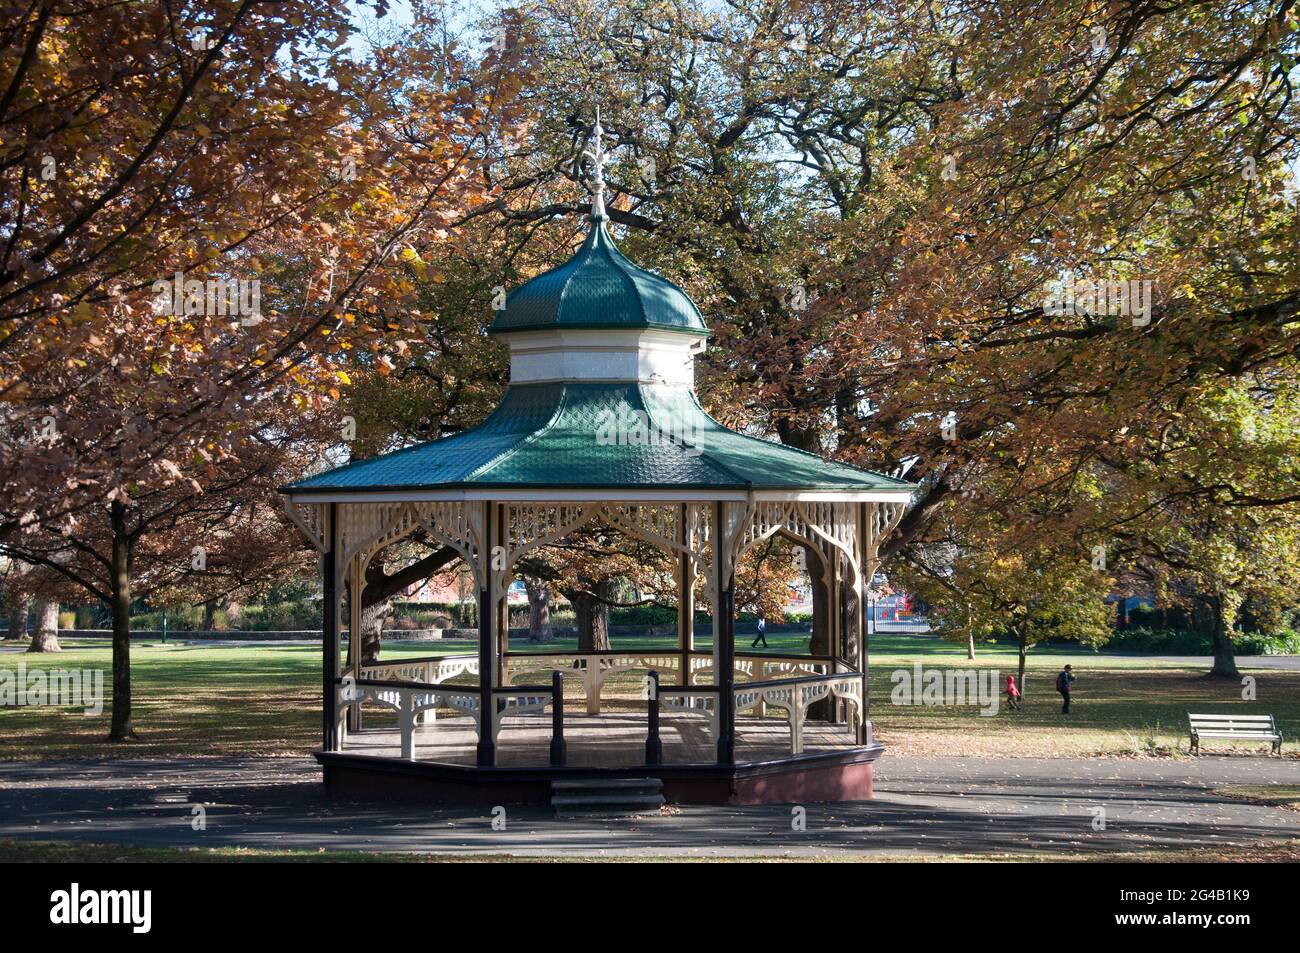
[1005,673,1022,711]
[1056,665,1075,714]
[751,615,768,649]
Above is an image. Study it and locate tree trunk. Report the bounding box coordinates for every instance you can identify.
[359,599,387,665]
[965,602,975,660]
[27,599,61,652]
[525,578,553,643]
[1016,627,1028,697]
[568,583,612,653]
[807,546,831,656]
[109,499,136,740]
[344,595,388,668]
[202,598,217,631]
[1206,594,1239,679]
[805,543,834,719]
[5,591,29,640]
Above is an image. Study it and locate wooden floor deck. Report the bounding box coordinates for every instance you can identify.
[342,711,861,768]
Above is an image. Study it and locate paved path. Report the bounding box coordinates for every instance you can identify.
[1,755,1298,858]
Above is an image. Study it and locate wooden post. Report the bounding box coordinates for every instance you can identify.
[859,502,873,745]
[550,670,566,767]
[715,501,735,765]
[677,503,693,686]
[322,503,339,752]
[476,501,496,767]
[826,536,840,726]
[496,503,508,688]
[645,670,662,766]
[348,555,362,734]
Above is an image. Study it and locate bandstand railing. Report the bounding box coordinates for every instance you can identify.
[503,649,833,715]
[731,671,864,755]
[336,674,559,763]
[336,649,867,767]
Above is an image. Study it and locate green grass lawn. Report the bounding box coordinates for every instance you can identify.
[866,634,1300,758]
[1215,786,1300,812]
[1,633,1296,760]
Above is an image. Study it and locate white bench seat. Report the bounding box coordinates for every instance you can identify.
[1188,714,1283,755]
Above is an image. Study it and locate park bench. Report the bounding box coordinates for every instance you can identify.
[1188,713,1283,756]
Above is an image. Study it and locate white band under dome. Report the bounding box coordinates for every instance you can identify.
[505,327,705,385]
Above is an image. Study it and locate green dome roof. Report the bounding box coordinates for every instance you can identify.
[488,218,708,336]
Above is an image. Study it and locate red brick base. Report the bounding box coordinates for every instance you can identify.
[317,746,880,806]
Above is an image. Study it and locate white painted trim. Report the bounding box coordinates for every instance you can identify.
[750,490,913,502]
[504,327,701,385]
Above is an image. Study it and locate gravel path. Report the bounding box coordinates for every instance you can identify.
[2,754,1297,858]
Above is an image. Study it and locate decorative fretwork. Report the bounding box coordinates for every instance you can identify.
[606,502,713,584]
[727,501,860,581]
[499,504,595,591]
[285,501,487,593]
[284,499,330,553]
[339,502,420,568]
[862,499,908,584]
[498,502,715,592]
[414,502,486,589]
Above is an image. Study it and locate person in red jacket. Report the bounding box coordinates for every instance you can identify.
[1005,673,1022,711]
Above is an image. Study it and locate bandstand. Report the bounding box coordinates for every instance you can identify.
[281,118,914,804]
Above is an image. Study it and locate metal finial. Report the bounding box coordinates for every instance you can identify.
[581,106,607,220]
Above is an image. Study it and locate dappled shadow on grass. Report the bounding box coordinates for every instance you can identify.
[6,638,1298,762]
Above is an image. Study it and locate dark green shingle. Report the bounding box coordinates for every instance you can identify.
[488,221,708,336]
[286,382,912,493]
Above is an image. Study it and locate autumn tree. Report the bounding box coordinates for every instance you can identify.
[0,0,512,738]
[733,534,803,625]
[516,528,675,652]
[1100,371,1300,677]
[457,0,1300,676]
[902,518,1113,696]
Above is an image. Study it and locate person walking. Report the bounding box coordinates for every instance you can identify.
[1056,664,1075,714]
[751,615,768,649]
[1005,673,1021,711]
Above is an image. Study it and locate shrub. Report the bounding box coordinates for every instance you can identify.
[1235,628,1300,656]
[609,604,677,626]
[1108,627,1214,654]
[1108,626,1300,656]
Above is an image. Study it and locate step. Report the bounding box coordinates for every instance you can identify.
[550,777,666,817]
[551,777,663,794]
[553,800,665,816]
[551,793,665,809]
